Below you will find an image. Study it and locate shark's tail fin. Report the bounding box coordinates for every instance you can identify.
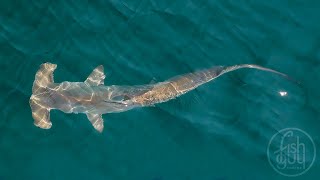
[29,62,57,129]
[218,64,299,85]
[137,64,298,106]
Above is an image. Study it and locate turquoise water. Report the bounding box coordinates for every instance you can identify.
[0,0,319,179]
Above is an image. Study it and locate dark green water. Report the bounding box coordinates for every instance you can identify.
[0,1,319,179]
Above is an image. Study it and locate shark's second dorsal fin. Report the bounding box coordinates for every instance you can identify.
[85,65,105,86]
[86,113,104,132]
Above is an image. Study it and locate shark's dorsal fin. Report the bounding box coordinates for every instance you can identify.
[86,113,104,132]
[85,65,105,86]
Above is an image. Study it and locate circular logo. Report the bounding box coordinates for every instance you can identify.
[267,128,316,177]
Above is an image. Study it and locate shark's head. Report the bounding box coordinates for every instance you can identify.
[29,62,57,129]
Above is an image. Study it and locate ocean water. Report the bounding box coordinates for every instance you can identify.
[0,0,319,179]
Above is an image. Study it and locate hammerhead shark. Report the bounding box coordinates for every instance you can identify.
[30,62,293,132]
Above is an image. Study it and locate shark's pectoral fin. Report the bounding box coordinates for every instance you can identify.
[85,65,105,86]
[86,113,104,133]
[29,97,52,129]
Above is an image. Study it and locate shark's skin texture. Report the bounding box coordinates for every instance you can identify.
[30,62,293,132]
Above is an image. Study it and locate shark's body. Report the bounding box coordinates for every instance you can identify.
[30,63,292,132]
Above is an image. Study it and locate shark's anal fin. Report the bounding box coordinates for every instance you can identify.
[86,113,104,133]
[30,96,52,129]
[85,65,105,86]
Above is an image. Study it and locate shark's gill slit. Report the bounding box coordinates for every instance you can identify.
[29,62,298,132]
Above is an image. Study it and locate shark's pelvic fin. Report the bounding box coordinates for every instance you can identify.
[85,65,105,86]
[30,62,57,129]
[86,113,104,132]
